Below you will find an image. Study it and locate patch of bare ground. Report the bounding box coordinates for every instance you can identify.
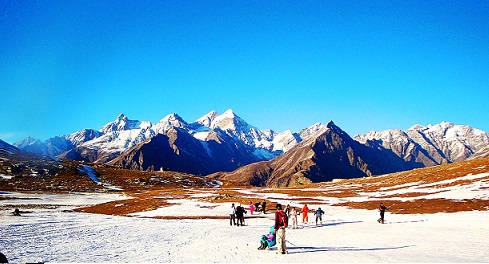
[378,190,449,199]
[5,158,489,218]
[315,158,489,191]
[74,197,171,216]
[0,160,100,193]
[73,188,195,216]
[334,199,489,214]
[260,188,356,197]
[92,164,214,191]
[429,175,489,189]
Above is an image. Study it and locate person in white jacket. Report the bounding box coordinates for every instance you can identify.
[229,203,236,226]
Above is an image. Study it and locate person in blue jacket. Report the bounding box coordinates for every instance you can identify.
[314,207,325,226]
[257,226,276,250]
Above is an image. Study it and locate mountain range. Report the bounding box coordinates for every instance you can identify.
[5,109,489,187]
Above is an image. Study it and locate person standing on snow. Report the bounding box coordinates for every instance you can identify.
[255,202,261,213]
[274,203,288,254]
[236,204,247,226]
[378,202,389,224]
[249,201,255,215]
[301,204,309,224]
[229,203,236,226]
[284,204,291,227]
[290,207,299,229]
[284,204,291,217]
[314,207,325,226]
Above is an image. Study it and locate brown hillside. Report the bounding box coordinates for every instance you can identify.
[2,155,488,218]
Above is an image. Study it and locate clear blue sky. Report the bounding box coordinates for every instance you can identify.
[1,1,488,144]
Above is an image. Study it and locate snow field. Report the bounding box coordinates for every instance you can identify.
[1,193,488,263]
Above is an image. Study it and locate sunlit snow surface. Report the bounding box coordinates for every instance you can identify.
[1,175,489,263]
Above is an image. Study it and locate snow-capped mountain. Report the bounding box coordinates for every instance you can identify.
[8,110,488,179]
[208,121,410,187]
[354,121,489,166]
[100,114,142,133]
[188,109,305,159]
[15,109,318,166]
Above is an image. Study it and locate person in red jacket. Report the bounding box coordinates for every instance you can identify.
[301,204,309,224]
[274,203,288,254]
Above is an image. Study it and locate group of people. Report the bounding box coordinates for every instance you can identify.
[256,201,390,254]
[229,201,270,226]
[282,203,326,228]
[255,203,327,254]
[229,203,248,226]
[257,203,289,254]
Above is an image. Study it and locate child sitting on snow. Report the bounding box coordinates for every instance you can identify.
[257,226,276,250]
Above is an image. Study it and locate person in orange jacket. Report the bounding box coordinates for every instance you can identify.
[301,204,309,224]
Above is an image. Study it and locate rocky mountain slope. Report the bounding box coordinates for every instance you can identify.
[8,110,489,184]
[12,110,323,173]
[106,126,264,175]
[355,121,489,166]
[208,121,411,187]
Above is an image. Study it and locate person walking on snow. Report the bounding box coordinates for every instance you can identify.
[229,203,236,226]
[250,202,255,215]
[314,207,325,226]
[301,204,309,224]
[274,203,288,254]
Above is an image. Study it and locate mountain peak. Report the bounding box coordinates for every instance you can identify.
[163,113,184,121]
[222,109,235,117]
[409,121,457,132]
[299,123,327,140]
[14,136,43,148]
[435,121,455,130]
[100,114,141,133]
[155,113,188,130]
[212,109,249,131]
[408,124,426,131]
[196,110,219,127]
[116,113,127,120]
[326,120,336,128]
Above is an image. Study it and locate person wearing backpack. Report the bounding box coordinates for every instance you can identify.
[274,203,288,254]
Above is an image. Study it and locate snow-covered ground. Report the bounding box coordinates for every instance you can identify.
[1,190,488,263]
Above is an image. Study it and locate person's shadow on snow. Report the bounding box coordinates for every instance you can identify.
[285,245,414,254]
[300,220,363,229]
